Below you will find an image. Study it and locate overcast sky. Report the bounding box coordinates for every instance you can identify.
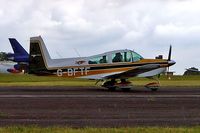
[0,0,200,74]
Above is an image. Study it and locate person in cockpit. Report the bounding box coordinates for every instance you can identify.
[113,53,123,62]
[100,55,107,63]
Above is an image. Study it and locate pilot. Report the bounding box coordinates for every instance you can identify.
[113,53,123,62]
[100,56,107,63]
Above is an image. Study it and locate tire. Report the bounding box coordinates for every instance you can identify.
[151,88,158,91]
[121,88,131,92]
[108,87,116,91]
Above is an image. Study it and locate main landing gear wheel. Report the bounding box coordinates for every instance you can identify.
[108,86,116,91]
[102,79,117,91]
[119,79,131,92]
[102,79,132,91]
[121,88,131,92]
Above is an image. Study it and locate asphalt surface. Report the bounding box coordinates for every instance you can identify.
[0,86,200,127]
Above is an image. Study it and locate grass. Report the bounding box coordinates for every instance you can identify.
[0,73,200,87]
[0,73,96,86]
[132,75,200,87]
[0,126,200,133]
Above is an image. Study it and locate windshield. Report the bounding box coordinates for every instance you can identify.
[132,51,143,62]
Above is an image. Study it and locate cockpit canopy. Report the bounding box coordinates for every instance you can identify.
[88,50,143,64]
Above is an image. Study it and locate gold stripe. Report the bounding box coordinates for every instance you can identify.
[58,67,133,78]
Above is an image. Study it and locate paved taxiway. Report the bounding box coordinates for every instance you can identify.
[0,86,200,127]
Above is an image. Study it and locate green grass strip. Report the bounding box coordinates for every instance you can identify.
[0,73,200,87]
[0,126,200,133]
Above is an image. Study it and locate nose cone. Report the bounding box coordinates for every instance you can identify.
[168,60,176,66]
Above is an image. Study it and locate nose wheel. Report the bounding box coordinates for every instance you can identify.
[145,77,160,91]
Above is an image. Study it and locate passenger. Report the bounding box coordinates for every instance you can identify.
[100,56,107,63]
[113,53,122,62]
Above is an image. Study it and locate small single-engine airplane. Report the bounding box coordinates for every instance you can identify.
[6,38,29,73]
[29,36,175,91]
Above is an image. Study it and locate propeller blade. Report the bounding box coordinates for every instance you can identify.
[168,45,172,61]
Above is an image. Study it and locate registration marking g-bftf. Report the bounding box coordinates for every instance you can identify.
[57,67,90,77]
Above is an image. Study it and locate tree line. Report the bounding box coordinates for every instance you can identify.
[0,52,9,61]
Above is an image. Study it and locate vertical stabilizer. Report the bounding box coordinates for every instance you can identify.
[8,38,29,62]
[29,36,52,74]
[9,38,28,56]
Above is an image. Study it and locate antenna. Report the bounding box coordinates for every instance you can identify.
[73,48,81,57]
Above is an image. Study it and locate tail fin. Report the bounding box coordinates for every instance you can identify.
[9,38,28,56]
[29,36,52,74]
[7,38,29,62]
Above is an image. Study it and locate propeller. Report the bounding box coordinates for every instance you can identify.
[168,45,172,61]
[166,45,174,79]
[157,45,172,79]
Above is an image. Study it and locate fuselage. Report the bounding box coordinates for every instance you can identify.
[48,58,173,79]
[29,36,176,80]
[30,47,175,79]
